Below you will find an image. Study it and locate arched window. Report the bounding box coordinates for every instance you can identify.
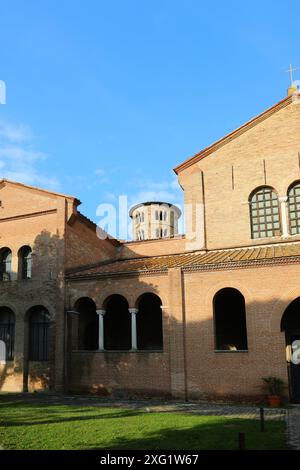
[28,306,50,361]
[137,293,163,350]
[281,298,300,332]
[0,248,12,281]
[75,297,98,350]
[249,187,281,239]
[288,182,300,235]
[214,288,248,351]
[0,307,15,360]
[18,246,32,279]
[104,295,131,350]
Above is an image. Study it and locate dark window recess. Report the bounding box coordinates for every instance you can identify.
[29,308,50,361]
[0,249,12,281]
[0,308,15,360]
[76,297,98,351]
[19,246,32,279]
[214,288,248,351]
[137,293,163,350]
[104,295,131,350]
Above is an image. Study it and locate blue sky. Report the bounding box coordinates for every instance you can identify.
[0,0,299,237]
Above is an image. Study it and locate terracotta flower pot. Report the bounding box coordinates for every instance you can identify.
[268,395,281,407]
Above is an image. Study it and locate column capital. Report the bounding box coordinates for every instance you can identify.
[66,310,80,316]
[129,308,138,315]
[96,309,106,316]
[279,196,288,203]
[160,305,168,310]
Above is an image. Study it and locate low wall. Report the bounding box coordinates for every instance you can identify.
[68,351,171,398]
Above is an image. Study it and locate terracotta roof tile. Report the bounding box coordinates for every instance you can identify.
[66,241,300,279]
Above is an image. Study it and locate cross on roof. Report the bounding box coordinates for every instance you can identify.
[285,64,300,85]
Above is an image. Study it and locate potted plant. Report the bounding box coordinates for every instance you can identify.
[262,376,285,407]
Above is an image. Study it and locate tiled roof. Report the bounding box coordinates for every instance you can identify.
[66,242,300,279]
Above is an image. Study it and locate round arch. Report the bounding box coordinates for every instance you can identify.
[103,294,130,350]
[136,293,163,350]
[213,287,248,351]
[281,296,300,403]
[74,297,98,351]
[248,186,281,239]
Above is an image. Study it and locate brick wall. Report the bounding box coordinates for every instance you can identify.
[65,217,117,269]
[67,261,299,401]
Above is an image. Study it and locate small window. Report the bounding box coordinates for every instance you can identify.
[19,246,32,279]
[0,248,12,281]
[155,229,159,238]
[0,307,15,360]
[159,211,163,221]
[163,229,168,237]
[155,211,159,221]
[288,182,300,235]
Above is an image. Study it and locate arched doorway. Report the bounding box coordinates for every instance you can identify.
[281,298,300,403]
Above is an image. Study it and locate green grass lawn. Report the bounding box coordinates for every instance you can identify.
[0,401,287,450]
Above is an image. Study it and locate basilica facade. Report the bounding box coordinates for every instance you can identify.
[1,92,300,403]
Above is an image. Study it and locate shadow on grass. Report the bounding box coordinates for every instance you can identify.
[0,402,141,427]
[87,418,286,451]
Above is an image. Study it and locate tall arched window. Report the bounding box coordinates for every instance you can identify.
[18,246,32,279]
[249,187,281,239]
[104,295,131,350]
[0,248,12,281]
[75,297,98,350]
[288,182,300,235]
[214,288,248,351]
[137,293,163,350]
[28,306,50,361]
[0,307,15,360]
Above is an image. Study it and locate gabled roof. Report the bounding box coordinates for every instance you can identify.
[66,241,300,279]
[0,178,81,205]
[174,94,293,174]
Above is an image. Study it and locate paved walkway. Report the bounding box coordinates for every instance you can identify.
[0,392,286,420]
[287,407,300,449]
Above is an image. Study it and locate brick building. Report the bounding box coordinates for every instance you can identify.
[1,92,300,403]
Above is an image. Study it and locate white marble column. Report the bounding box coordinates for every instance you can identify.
[279,196,289,238]
[129,308,138,351]
[96,309,106,351]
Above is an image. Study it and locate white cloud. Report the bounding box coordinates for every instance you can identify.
[0,119,59,189]
[95,168,105,177]
[0,120,32,142]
